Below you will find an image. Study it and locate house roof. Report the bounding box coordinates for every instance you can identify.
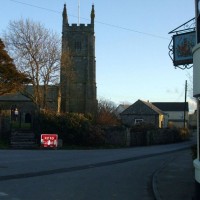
[121,99,164,115]
[152,102,189,112]
[141,100,164,115]
[115,104,130,113]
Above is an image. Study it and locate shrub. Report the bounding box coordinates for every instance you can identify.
[179,128,190,141]
[38,111,106,147]
[131,123,156,132]
[0,139,9,149]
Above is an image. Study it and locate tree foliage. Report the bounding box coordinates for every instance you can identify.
[0,39,30,95]
[3,19,61,109]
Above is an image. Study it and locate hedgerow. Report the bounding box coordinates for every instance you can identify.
[38,111,105,146]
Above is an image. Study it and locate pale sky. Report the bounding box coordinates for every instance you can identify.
[0,0,197,111]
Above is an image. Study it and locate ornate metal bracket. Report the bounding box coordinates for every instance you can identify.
[168,18,195,70]
[169,18,195,35]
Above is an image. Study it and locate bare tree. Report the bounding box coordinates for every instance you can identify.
[96,98,121,126]
[3,19,61,109]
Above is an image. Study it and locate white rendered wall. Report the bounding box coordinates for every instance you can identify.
[193,43,200,97]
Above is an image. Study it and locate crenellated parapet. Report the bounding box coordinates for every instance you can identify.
[66,24,93,32]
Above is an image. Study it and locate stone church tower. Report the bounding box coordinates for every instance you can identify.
[60,4,97,114]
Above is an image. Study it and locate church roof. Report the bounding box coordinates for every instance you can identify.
[0,93,31,102]
[0,85,59,102]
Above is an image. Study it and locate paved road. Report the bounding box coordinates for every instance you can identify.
[0,140,195,200]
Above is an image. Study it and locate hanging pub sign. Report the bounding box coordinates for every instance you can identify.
[168,17,196,69]
[173,31,196,66]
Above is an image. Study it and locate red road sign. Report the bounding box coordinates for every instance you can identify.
[41,134,58,148]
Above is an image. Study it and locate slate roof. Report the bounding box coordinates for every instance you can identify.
[115,104,130,112]
[141,100,164,115]
[121,100,164,115]
[152,102,189,112]
[0,93,31,102]
[0,85,58,102]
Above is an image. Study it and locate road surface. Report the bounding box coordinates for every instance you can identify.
[0,140,195,200]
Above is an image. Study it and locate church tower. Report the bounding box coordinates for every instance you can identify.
[60,4,97,114]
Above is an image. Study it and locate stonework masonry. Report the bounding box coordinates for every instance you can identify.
[60,4,97,114]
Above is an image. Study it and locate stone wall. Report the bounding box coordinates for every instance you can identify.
[103,126,189,147]
[146,129,177,145]
[103,126,130,146]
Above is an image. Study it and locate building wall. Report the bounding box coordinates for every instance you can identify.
[159,114,167,128]
[121,114,160,128]
[165,111,189,128]
[166,111,188,120]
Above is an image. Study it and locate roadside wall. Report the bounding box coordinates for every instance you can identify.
[103,126,189,147]
[103,126,130,146]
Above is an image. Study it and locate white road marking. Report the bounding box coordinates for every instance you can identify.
[0,192,21,200]
[0,192,8,196]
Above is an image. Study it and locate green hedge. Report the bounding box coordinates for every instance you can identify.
[38,111,106,147]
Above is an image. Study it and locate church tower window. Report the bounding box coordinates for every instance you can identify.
[74,41,82,51]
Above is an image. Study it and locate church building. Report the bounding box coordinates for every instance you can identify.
[0,4,97,135]
[60,4,97,114]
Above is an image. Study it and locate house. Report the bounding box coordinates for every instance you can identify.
[120,100,189,128]
[152,102,189,128]
[114,104,131,118]
[120,100,168,128]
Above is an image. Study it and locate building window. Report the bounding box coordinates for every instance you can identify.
[74,41,82,51]
[134,119,144,125]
